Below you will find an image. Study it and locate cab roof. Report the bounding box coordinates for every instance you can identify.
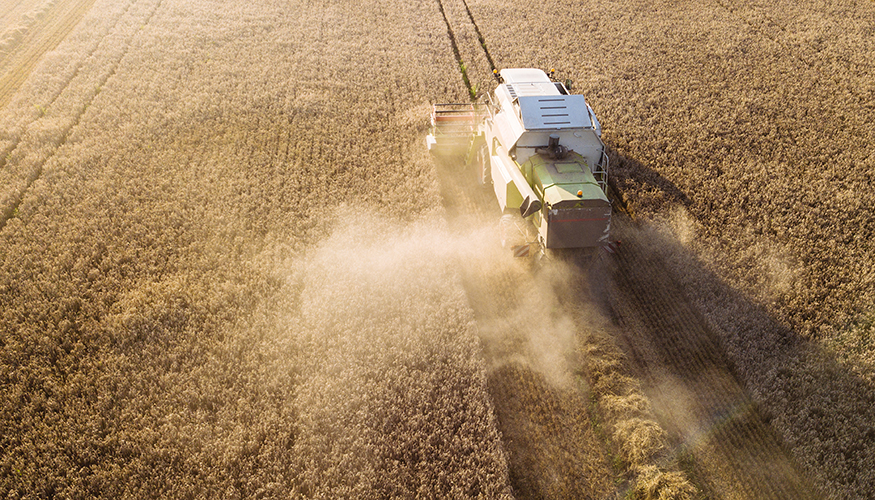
[499,68,561,99]
[499,68,552,84]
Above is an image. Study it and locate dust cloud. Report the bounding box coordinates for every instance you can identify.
[284,208,513,496]
[292,206,592,392]
[465,255,588,391]
[284,206,694,496]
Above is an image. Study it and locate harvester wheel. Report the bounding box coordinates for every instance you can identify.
[499,213,528,249]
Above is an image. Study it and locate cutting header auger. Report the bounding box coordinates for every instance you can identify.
[428,68,612,260]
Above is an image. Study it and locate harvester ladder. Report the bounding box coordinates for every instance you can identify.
[593,150,609,194]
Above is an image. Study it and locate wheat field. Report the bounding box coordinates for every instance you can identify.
[1,0,873,498]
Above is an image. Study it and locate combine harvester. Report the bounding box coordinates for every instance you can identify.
[428,68,612,260]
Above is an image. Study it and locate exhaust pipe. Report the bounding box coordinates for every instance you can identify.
[547,134,569,159]
[536,134,569,159]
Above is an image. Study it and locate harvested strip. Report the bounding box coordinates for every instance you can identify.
[592,217,819,498]
[0,0,98,109]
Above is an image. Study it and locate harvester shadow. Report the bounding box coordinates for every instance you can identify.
[585,214,875,498]
[432,140,875,497]
[604,145,693,216]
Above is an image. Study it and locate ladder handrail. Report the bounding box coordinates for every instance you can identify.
[593,150,609,193]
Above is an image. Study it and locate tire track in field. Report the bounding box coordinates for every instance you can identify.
[458,0,497,73]
[433,0,477,99]
[0,0,98,110]
[590,218,820,499]
[0,0,164,231]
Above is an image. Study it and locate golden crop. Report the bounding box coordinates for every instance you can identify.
[2,0,872,498]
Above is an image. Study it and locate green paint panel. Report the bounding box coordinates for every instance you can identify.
[555,162,582,174]
[523,153,609,209]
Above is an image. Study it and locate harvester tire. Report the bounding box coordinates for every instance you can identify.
[499,213,528,249]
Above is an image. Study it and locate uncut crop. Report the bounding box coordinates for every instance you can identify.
[0,0,513,496]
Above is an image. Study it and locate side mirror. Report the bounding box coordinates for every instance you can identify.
[564,79,573,91]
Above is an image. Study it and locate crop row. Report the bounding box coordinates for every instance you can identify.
[638,215,875,498]
[593,220,819,498]
[0,0,514,497]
